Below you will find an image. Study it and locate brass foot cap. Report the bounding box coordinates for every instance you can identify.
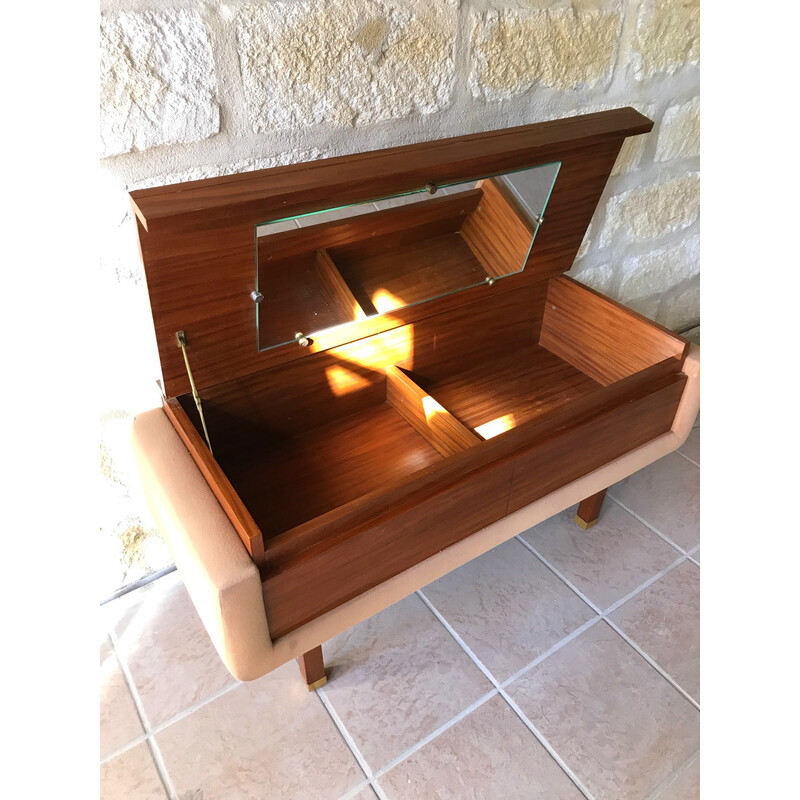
[574,514,598,531]
[306,675,328,692]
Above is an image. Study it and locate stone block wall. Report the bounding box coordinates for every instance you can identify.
[98,0,699,591]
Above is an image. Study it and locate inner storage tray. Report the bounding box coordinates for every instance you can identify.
[403,344,604,440]
[214,401,443,540]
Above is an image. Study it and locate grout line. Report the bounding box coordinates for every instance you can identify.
[106,629,179,800]
[499,615,602,689]
[517,536,699,703]
[336,780,377,800]
[605,494,689,555]
[99,564,177,607]
[370,690,499,782]
[600,555,686,617]
[605,618,700,710]
[418,589,594,800]
[149,680,241,736]
[316,686,378,788]
[645,750,699,800]
[499,690,594,800]
[100,731,151,765]
[675,448,700,468]
[514,535,603,614]
[144,737,178,800]
[416,590,502,688]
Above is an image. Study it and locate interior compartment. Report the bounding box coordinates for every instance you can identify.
[389,275,688,442]
[182,385,444,541]
[403,344,602,440]
[178,277,686,551]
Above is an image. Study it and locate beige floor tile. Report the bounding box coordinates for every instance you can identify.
[692,548,700,564]
[653,753,700,799]
[378,695,583,799]
[321,594,492,771]
[507,622,699,800]
[422,539,595,681]
[520,504,679,611]
[100,635,143,758]
[609,452,700,551]
[351,786,379,800]
[609,561,700,701]
[157,660,364,800]
[100,742,166,800]
[109,574,234,727]
[678,428,700,464]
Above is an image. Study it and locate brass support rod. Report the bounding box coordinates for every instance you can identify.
[176,331,213,455]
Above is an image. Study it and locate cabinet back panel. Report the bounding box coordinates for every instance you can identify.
[179,283,548,454]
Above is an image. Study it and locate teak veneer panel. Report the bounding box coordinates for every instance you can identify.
[540,275,689,384]
[416,343,603,434]
[131,108,652,227]
[133,110,645,398]
[507,373,686,513]
[262,456,515,638]
[257,189,481,264]
[255,251,356,349]
[177,284,547,451]
[218,403,443,540]
[313,249,367,322]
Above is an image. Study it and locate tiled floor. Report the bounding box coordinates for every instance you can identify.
[99,420,700,800]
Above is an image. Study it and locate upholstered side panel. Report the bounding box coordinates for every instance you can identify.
[131,409,273,681]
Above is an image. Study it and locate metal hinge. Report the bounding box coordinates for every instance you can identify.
[176,330,213,455]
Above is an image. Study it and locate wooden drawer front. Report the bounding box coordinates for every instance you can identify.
[507,374,686,514]
[262,459,514,639]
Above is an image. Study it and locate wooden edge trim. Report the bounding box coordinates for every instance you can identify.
[130,108,653,223]
[386,365,481,457]
[314,250,367,321]
[162,397,266,570]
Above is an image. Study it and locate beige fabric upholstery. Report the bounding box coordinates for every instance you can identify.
[132,346,699,681]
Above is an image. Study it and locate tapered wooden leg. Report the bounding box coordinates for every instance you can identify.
[575,489,608,530]
[297,645,327,691]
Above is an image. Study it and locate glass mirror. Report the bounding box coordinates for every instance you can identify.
[255,161,560,351]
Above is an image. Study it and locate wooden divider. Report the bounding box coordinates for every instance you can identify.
[385,366,480,457]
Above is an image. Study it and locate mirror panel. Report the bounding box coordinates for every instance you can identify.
[255,161,560,351]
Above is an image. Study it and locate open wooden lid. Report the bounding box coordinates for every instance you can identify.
[130,108,653,399]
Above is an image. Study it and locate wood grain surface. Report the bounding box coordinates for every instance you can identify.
[132,110,641,398]
[162,397,266,570]
[460,178,536,279]
[540,275,689,384]
[386,365,481,457]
